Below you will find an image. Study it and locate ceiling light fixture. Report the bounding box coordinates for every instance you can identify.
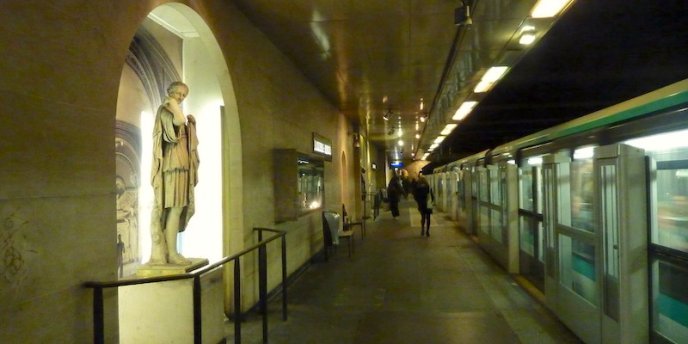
[419,111,428,122]
[441,124,458,136]
[415,133,420,139]
[434,136,446,144]
[453,101,478,121]
[519,32,536,45]
[519,25,537,45]
[474,66,508,93]
[530,0,573,18]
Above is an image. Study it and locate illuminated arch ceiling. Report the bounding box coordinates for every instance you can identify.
[233,0,688,164]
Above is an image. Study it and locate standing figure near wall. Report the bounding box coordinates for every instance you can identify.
[149,81,200,265]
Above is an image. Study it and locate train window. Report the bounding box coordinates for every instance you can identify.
[489,165,500,205]
[520,166,535,211]
[520,156,543,212]
[626,129,688,253]
[651,258,688,343]
[557,160,595,233]
[559,233,598,305]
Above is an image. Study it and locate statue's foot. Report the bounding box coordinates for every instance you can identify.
[147,256,167,265]
[168,253,191,265]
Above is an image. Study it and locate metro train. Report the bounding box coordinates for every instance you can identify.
[428,78,688,344]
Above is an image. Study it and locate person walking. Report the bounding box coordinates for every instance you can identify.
[413,175,434,236]
[387,174,404,217]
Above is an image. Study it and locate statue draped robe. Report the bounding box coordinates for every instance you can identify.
[149,98,199,258]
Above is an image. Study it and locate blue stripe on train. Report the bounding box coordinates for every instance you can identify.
[572,254,596,280]
[659,293,688,327]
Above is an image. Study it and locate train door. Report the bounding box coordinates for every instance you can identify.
[437,173,445,212]
[542,152,568,312]
[454,169,463,221]
[518,156,545,291]
[596,144,647,343]
[463,166,478,235]
[477,166,490,236]
[450,170,460,221]
[469,166,479,235]
[625,129,688,343]
[545,144,647,344]
[457,169,467,228]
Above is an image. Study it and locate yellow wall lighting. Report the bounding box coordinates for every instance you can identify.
[474,66,508,93]
[441,124,458,136]
[452,101,478,120]
[531,0,573,18]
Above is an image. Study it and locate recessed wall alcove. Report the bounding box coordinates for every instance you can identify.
[114,3,242,340]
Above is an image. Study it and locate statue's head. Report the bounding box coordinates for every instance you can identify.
[167,81,189,104]
[116,175,126,196]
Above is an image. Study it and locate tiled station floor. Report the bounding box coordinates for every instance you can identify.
[227,199,582,344]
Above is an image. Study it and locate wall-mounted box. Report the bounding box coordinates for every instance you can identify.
[273,149,324,222]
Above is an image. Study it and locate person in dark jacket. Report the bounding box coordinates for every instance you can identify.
[387,174,404,217]
[412,175,434,236]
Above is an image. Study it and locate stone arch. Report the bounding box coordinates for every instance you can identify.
[114,2,243,272]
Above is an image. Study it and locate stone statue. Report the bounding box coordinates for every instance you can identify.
[148,81,199,265]
[116,175,137,263]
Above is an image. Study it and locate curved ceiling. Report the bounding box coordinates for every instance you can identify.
[232,0,688,164]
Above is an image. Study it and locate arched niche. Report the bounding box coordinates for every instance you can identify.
[115,3,242,276]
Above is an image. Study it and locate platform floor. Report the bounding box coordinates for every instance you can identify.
[227,199,582,343]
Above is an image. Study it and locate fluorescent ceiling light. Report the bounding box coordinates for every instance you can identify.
[434,136,446,144]
[483,66,509,82]
[452,101,478,121]
[422,153,429,160]
[398,140,404,146]
[441,124,458,136]
[531,0,573,18]
[474,66,508,93]
[519,33,536,45]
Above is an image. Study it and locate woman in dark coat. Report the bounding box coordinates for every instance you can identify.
[412,175,434,236]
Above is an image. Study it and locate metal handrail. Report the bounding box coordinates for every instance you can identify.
[84,227,288,344]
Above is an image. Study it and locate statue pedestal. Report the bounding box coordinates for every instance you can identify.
[136,257,209,277]
[119,260,224,344]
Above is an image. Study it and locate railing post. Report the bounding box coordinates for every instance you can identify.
[93,287,104,344]
[193,276,202,344]
[259,244,268,344]
[234,259,242,344]
[281,235,288,321]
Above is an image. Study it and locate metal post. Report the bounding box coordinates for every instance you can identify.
[93,287,104,344]
[281,235,288,321]
[234,259,242,344]
[259,245,268,343]
[193,276,202,344]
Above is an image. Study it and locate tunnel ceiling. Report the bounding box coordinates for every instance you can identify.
[232,0,688,165]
